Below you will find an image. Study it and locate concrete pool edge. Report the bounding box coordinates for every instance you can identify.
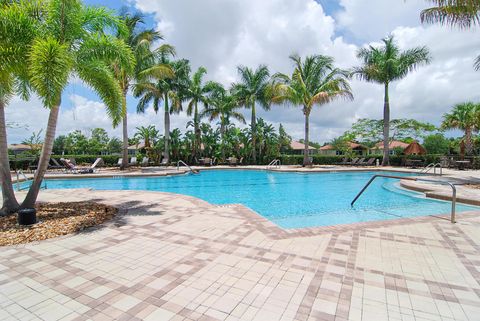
[9,187,480,248]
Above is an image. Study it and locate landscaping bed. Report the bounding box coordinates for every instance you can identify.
[0,202,117,246]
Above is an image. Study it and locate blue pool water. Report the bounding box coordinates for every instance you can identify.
[42,170,477,228]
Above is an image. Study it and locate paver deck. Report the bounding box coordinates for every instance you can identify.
[1,188,480,321]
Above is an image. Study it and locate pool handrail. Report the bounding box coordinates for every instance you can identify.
[177,160,194,173]
[421,163,442,176]
[267,159,281,169]
[351,174,457,223]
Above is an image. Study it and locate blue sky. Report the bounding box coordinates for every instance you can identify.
[68,0,345,115]
[7,0,480,143]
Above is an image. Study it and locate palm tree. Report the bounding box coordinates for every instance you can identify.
[353,36,430,165]
[0,1,40,214]
[421,1,480,71]
[134,125,159,160]
[421,0,480,29]
[112,9,164,170]
[185,67,213,159]
[19,0,134,208]
[441,102,480,155]
[134,52,190,164]
[201,84,246,160]
[269,54,353,166]
[231,65,270,164]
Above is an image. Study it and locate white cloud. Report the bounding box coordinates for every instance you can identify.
[6,95,191,143]
[6,0,480,145]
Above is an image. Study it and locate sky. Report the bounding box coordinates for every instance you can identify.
[6,0,480,144]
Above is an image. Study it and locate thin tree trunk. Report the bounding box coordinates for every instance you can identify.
[164,94,170,163]
[21,102,61,209]
[0,99,19,216]
[382,82,390,166]
[465,127,473,156]
[221,116,225,161]
[251,101,256,164]
[120,87,129,170]
[194,101,201,159]
[303,109,310,166]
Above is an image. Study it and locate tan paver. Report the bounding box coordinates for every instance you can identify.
[1,189,480,321]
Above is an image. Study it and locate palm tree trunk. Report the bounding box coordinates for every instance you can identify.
[465,126,473,156]
[303,110,310,166]
[164,93,170,163]
[121,113,129,170]
[21,102,60,209]
[221,116,226,161]
[120,87,129,170]
[251,101,256,164]
[382,82,390,166]
[0,98,19,216]
[194,101,201,159]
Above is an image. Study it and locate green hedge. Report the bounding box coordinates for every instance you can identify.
[278,154,468,167]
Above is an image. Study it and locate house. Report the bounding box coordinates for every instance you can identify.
[370,140,409,155]
[127,142,146,156]
[289,141,317,155]
[319,142,368,156]
[7,144,32,155]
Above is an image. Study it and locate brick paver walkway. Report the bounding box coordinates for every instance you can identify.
[1,189,480,321]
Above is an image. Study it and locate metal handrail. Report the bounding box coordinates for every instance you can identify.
[177,160,194,173]
[15,170,47,191]
[421,163,442,175]
[267,159,281,169]
[351,174,457,223]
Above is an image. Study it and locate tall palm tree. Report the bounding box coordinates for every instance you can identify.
[0,0,40,215]
[134,52,190,164]
[112,9,164,170]
[421,0,480,29]
[185,67,213,159]
[269,54,353,166]
[20,0,134,208]
[201,84,246,160]
[353,36,430,165]
[420,1,480,71]
[231,65,270,164]
[441,102,480,155]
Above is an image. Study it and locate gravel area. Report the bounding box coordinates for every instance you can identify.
[0,202,117,246]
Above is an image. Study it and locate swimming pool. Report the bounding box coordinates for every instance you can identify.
[43,170,477,228]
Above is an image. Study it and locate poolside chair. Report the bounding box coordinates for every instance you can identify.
[228,157,238,166]
[49,158,64,171]
[129,157,137,166]
[116,158,123,167]
[140,157,149,167]
[345,157,359,165]
[338,157,349,165]
[352,158,365,166]
[159,157,169,167]
[358,158,375,166]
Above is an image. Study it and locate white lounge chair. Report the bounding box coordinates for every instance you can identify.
[129,157,137,166]
[141,157,149,167]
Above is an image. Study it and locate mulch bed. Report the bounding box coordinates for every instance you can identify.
[465,184,480,190]
[0,202,117,246]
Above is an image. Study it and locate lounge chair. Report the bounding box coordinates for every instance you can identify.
[352,158,365,166]
[140,157,149,167]
[227,157,238,166]
[199,157,212,166]
[344,157,359,166]
[160,158,169,167]
[49,158,64,170]
[116,158,123,167]
[129,157,137,166]
[61,158,103,174]
[338,157,349,165]
[358,158,375,166]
